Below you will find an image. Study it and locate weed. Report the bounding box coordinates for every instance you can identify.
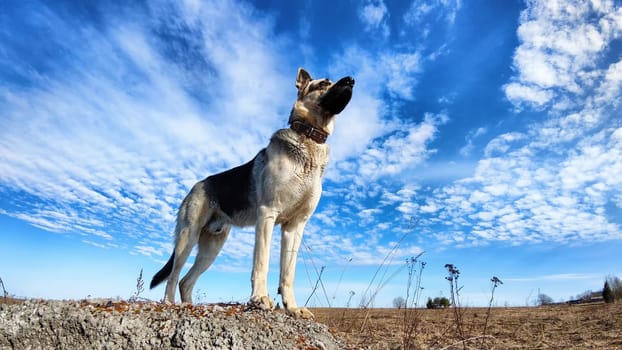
[481,276,502,348]
[360,218,419,309]
[441,266,502,349]
[301,241,331,307]
[305,265,326,307]
[338,290,357,329]
[193,288,209,304]
[345,290,356,308]
[331,257,352,304]
[358,219,419,333]
[0,276,8,302]
[444,263,466,348]
[129,268,145,302]
[402,254,426,349]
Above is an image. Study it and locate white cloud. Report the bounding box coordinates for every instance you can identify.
[11,0,618,275]
[504,82,553,107]
[504,0,622,109]
[423,0,622,249]
[358,208,382,225]
[381,52,422,100]
[135,245,163,257]
[359,0,389,37]
[459,127,487,156]
[326,45,428,168]
[513,48,560,88]
[483,132,526,157]
[427,115,622,247]
[82,240,109,249]
[504,273,603,283]
[403,0,462,27]
[595,59,622,105]
[397,201,419,215]
[303,223,423,267]
[360,113,446,178]
[0,0,439,272]
[330,113,447,184]
[0,0,294,253]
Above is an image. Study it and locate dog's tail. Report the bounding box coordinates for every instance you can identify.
[150,252,175,289]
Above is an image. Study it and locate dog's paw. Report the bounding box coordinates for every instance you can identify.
[248,295,274,310]
[286,307,314,319]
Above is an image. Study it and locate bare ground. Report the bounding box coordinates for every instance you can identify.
[311,302,622,349]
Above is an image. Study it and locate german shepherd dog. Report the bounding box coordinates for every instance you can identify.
[150,68,354,318]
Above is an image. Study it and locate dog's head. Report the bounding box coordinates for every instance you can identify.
[289,68,354,139]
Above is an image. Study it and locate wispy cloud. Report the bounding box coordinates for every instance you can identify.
[403,0,462,27]
[504,273,602,283]
[359,0,390,38]
[0,0,447,269]
[503,0,622,110]
[418,0,622,247]
[460,127,487,157]
[3,0,620,282]
[0,0,294,258]
[402,0,461,39]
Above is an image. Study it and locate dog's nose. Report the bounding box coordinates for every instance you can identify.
[337,76,355,88]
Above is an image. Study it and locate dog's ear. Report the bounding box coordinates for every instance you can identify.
[296,68,312,90]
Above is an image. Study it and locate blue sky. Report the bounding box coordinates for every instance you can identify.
[1,0,621,307]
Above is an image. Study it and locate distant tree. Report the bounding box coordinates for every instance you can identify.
[393,296,406,309]
[537,293,554,306]
[575,290,592,302]
[438,296,450,308]
[426,296,450,309]
[606,275,622,301]
[603,281,614,303]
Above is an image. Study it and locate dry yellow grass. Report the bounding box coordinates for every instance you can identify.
[311,302,622,349]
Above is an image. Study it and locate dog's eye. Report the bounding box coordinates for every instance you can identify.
[307,80,331,93]
[307,79,332,92]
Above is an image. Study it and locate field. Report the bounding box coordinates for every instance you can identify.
[311,302,622,349]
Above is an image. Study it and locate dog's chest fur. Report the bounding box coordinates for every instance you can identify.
[256,129,328,223]
[205,128,328,227]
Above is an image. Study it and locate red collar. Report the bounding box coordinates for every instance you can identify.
[290,120,328,144]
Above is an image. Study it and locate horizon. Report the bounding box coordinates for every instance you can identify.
[1,0,622,307]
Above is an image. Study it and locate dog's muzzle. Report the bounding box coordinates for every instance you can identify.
[319,76,354,115]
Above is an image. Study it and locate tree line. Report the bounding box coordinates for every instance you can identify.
[393,275,622,308]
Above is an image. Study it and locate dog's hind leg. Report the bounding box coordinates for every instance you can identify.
[179,224,231,303]
[163,183,211,303]
[163,224,200,303]
[279,218,314,319]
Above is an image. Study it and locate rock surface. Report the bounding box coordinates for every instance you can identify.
[0,300,344,349]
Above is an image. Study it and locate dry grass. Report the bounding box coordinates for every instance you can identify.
[0,296,23,305]
[312,302,622,349]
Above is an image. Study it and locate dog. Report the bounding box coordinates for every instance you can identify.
[150,68,354,319]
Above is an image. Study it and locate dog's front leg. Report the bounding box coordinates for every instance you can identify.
[250,205,276,310]
[279,219,314,319]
